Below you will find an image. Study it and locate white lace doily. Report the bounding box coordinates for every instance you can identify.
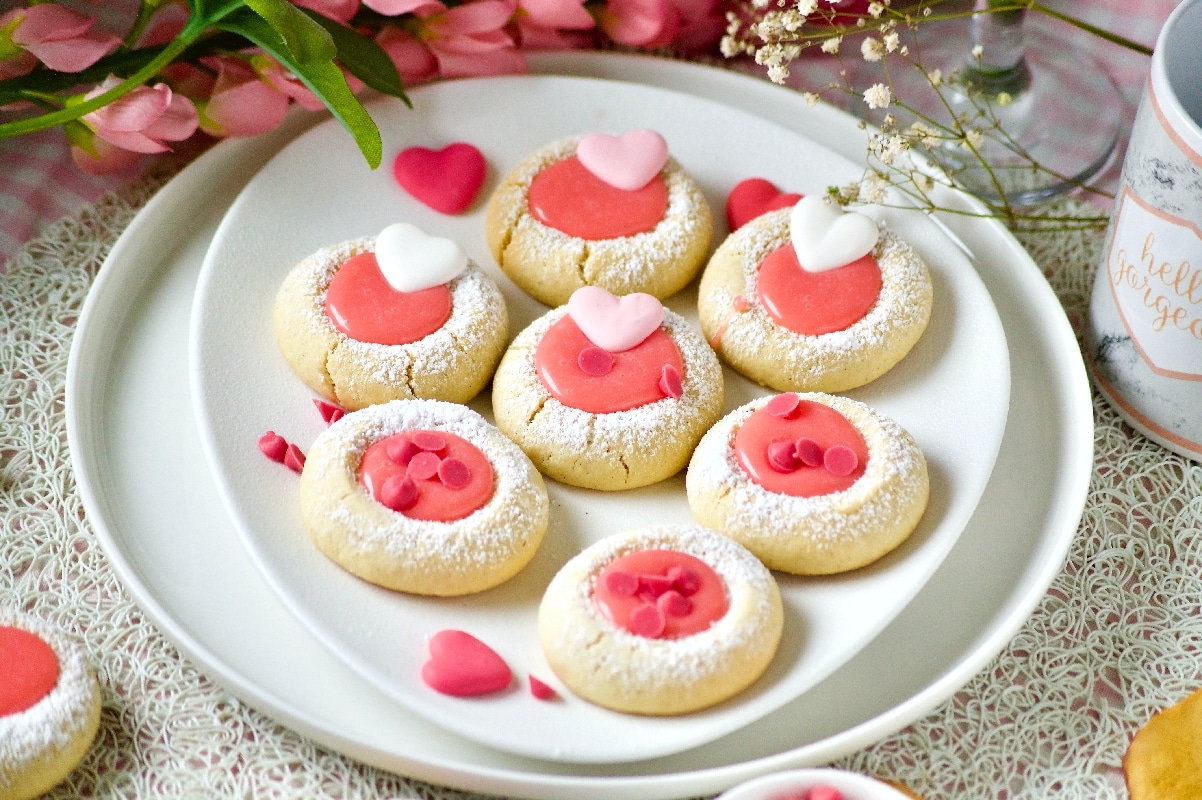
[2,175,1199,799]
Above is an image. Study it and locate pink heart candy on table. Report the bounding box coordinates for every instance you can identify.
[392,142,487,215]
[576,129,669,191]
[420,629,512,697]
[789,195,879,273]
[566,285,664,353]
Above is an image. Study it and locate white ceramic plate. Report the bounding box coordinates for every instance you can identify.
[66,52,1092,799]
[188,75,1007,763]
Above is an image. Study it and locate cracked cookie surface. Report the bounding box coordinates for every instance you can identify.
[274,236,508,410]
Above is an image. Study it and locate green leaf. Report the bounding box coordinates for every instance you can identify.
[216,8,382,169]
[303,11,410,104]
[244,0,336,64]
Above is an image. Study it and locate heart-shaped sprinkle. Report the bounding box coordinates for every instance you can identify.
[421,629,512,697]
[578,346,615,376]
[437,457,471,490]
[411,431,447,453]
[566,286,664,353]
[576,129,669,191]
[767,439,802,473]
[374,222,468,294]
[666,566,700,596]
[790,195,879,273]
[765,392,802,418]
[795,437,825,467]
[824,444,860,476]
[386,438,419,466]
[638,573,675,597]
[604,569,639,597]
[313,399,345,425]
[380,474,418,511]
[258,431,288,463]
[392,142,487,215]
[629,603,667,638]
[407,451,441,481]
[657,590,693,618]
[726,177,803,231]
[658,363,683,399]
[283,443,306,473]
[529,675,557,701]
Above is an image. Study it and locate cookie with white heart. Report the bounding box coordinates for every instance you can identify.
[484,133,712,307]
[685,392,929,575]
[537,523,783,715]
[273,225,508,410]
[491,287,724,491]
[298,399,549,595]
[1,611,102,800]
[698,199,932,393]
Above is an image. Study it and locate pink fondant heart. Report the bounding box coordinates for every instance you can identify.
[393,142,487,215]
[421,630,512,697]
[575,130,669,191]
[726,178,803,231]
[566,286,664,353]
[790,195,879,273]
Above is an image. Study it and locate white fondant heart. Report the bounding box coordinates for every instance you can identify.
[576,130,669,191]
[374,222,468,293]
[567,286,664,353]
[789,196,879,273]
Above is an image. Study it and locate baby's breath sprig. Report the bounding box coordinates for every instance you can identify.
[722,0,1153,231]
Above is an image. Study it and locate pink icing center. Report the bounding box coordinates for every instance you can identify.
[421,629,512,696]
[535,315,684,414]
[324,251,452,345]
[756,242,882,336]
[593,550,728,639]
[0,626,60,717]
[527,156,668,240]
[359,430,494,522]
[734,395,868,497]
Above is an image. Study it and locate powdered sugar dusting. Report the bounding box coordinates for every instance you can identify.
[688,394,926,546]
[546,524,780,693]
[0,611,98,788]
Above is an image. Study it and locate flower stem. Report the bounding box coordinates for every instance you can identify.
[1028,2,1153,55]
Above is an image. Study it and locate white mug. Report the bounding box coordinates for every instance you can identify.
[1086,0,1202,460]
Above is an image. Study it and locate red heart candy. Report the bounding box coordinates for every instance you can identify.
[726,177,802,231]
[393,143,487,215]
[421,630,512,697]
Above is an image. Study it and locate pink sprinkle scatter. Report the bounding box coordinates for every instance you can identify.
[806,787,845,800]
[380,474,418,511]
[437,457,472,490]
[528,675,557,701]
[604,569,639,596]
[386,438,420,466]
[283,443,306,473]
[407,450,442,481]
[578,346,615,376]
[795,437,825,467]
[657,590,693,617]
[629,603,666,638]
[765,392,801,418]
[767,439,802,473]
[658,363,683,399]
[824,445,859,477]
[411,431,447,452]
[258,431,288,462]
[313,398,345,425]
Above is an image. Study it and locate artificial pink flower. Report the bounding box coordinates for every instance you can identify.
[363,0,444,15]
[512,0,594,50]
[70,134,145,175]
[663,0,724,51]
[423,0,526,77]
[256,55,366,111]
[80,76,199,154]
[292,0,361,23]
[197,56,289,138]
[597,0,671,47]
[0,5,119,80]
[376,27,439,85]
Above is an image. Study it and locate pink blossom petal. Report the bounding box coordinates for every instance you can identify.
[431,45,525,77]
[436,0,518,35]
[376,27,438,84]
[518,0,594,30]
[600,0,669,46]
[71,138,143,175]
[92,84,172,133]
[203,76,287,137]
[292,0,361,22]
[27,30,120,73]
[143,92,199,142]
[11,5,95,45]
[365,0,446,15]
[514,21,591,49]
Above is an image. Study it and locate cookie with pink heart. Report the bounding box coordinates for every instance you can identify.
[697,201,932,394]
[484,133,713,307]
[273,225,509,411]
[492,286,724,491]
